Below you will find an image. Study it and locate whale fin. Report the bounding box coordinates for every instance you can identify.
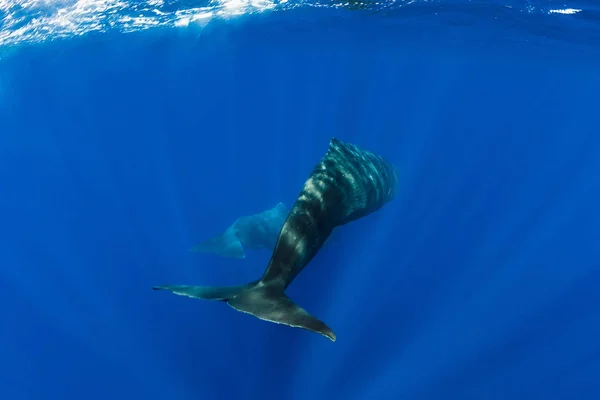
[152,282,336,342]
[227,284,336,341]
[152,281,258,301]
[189,227,246,259]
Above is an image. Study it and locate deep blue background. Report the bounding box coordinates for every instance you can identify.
[1,5,600,400]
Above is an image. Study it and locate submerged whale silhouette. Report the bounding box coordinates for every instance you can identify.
[154,138,398,341]
[190,202,341,259]
[190,202,289,259]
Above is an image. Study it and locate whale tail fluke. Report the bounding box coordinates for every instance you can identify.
[152,281,336,342]
[189,227,246,259]
[227,284,336,342]
[152,282,256,301]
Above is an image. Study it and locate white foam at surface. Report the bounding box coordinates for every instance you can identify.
[0,0,280,47]
[0,1,591,48]
[548,8,581,15]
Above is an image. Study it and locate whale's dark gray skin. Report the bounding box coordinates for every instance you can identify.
[153,138,398,341]
[190,202,289,259]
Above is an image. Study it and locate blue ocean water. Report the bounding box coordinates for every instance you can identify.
[1,0,600,399]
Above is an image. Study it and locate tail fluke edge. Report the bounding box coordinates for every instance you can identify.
[152,281,336,342]
[152,282,256,301]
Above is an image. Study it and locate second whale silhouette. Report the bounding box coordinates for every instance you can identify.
[190,202,289,259]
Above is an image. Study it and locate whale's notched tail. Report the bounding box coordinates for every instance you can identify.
[152,281,336,342]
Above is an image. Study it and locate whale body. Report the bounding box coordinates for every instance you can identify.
[154,138,398,341]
